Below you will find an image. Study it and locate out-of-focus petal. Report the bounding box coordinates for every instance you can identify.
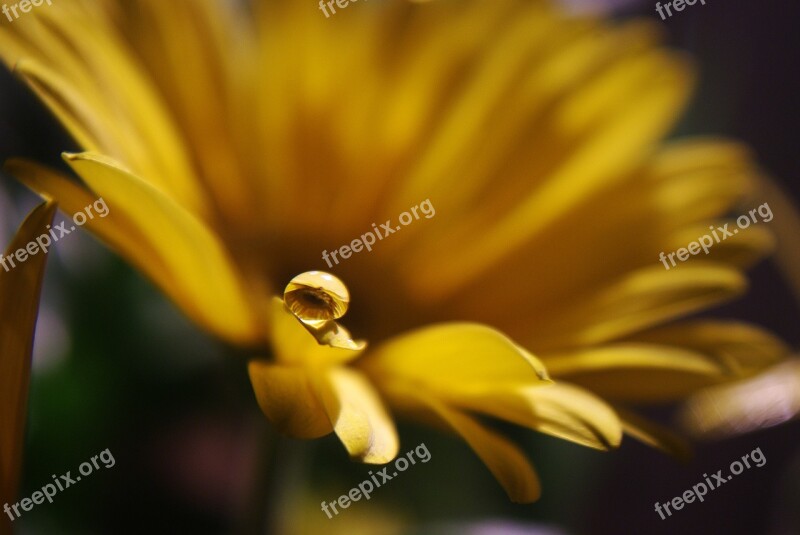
[629,320,788,375]
[0,201,57,516]
[530,264,746,350]
[545,343,734,402]
[679,360,800,439]
[8,156,262,345]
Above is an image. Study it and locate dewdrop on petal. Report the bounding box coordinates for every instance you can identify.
[283,271,364,350]
[284,271,350,325]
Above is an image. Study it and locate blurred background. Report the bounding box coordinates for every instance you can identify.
[1,0,799,534]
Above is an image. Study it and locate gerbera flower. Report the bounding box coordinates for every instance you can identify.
[0,0,786,503]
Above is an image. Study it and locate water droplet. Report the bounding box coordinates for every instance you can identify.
[283,271,350,325]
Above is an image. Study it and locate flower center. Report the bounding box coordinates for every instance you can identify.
[283,271,350,325]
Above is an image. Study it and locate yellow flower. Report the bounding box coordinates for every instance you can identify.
[0,0,786,502]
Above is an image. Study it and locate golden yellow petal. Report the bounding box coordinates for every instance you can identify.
[117,0,258,226]
[529,264,746,351]
[7,156,261,345]
[630,320,788,376]
[1,6,207,215]
[0,201,57,512]
[401,30,693,300]
[360,323,550,399]
[458,383,623,451]
[310,368,399,464]
[545,343,734,403]
[434,138,761,342]
[247,361,332,439]
[663,220,775,269]
[403,394,541,503]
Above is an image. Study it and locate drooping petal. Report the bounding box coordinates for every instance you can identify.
[360,323,550,399]
[400,393,541,503]
[0,201,57,515]
[457,383,623,450]
[247,361,332,439]
[310,368,399,464]
[7,156,262,345]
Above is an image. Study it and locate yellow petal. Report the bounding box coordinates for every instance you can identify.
[545,343,732,402]
[247,361,332,439]
[615,406,692,461]
[3,8,207,215]
[405,394,541,503]
[119,0,258,226]
[270,297,364,366]
[401,31,693,300]
[360,323,550,399]
[664,220,775,269]
[431,138,761,343]
[630,320,788,376]
[458,383,623,451]
[7,156,262,345]
[529,264,746,350]
[0,201,57,511]
[310,368,399,464]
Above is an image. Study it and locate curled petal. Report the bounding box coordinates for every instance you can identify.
[270,297,364,366]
